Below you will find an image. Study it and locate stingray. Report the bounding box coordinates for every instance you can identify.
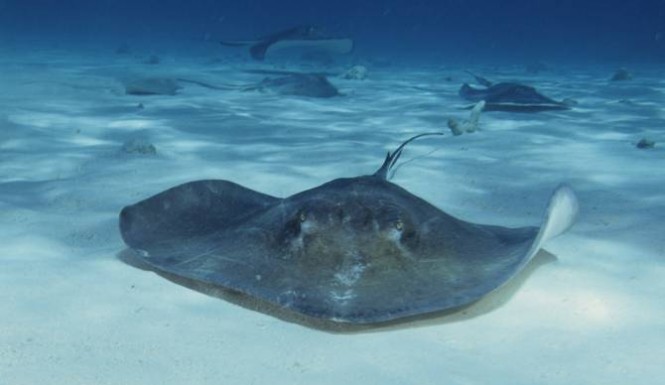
[220,25,354,61]
[238,70,341,97]
[119,134,578,325]
[247,73,340,98]
[122,77,225,96]
[459,72,572,112]
[122,73,340,98]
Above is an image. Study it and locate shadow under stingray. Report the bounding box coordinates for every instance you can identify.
[117,248,557,334]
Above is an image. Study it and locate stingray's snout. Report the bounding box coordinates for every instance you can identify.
[296,202,387,230]
[278,202,416,266]
[287,200,418,253]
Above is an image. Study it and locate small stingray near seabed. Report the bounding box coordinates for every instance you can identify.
[123,73,340,98]
[460,71,573,112]
[246,73,341,98]
[118,134,578,328]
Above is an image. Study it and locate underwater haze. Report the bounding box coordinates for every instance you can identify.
[1,0,665,63]
[1,1,664,385]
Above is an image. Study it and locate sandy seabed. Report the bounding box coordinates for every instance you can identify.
[1,46,664,385]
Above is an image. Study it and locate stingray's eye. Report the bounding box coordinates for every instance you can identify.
[298,211,307,223]
[394,219,404,231]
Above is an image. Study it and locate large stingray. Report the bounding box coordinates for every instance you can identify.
[220,25,354,61]
[459,72,572,112]
[119,134,578,325]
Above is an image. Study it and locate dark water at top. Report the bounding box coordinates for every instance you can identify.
[1,0,664,64]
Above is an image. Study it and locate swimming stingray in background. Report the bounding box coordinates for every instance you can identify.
[119,134,578,326]
[459,71,574,112]
[219,25,354,61]
[123,72,340,98]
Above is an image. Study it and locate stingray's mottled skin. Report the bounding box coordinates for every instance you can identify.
[119,134,578,324]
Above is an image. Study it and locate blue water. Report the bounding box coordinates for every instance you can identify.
[2,0,664,64]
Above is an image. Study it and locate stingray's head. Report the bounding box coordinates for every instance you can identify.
[275,191,421,275]
[269,133,445,283]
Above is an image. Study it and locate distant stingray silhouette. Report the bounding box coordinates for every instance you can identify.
[220,25,354,61]
[459,71,573,112]
[123,72,340,98]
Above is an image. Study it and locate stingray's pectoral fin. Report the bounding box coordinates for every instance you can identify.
[526,184,579,261]
[119,180,279,251]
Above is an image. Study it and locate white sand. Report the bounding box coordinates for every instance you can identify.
[1,47,664,384]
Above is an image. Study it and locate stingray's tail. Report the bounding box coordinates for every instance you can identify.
[464,70,493,87]
[373,133,443,180]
